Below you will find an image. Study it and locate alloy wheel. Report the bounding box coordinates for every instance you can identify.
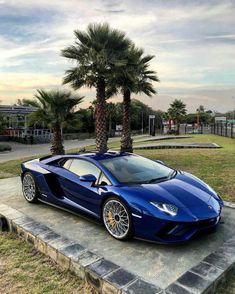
[103,199,130,239]
[23,173,36,201]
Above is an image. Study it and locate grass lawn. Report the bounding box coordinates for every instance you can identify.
[0,134,234,202]
[137,135,235,202]
[217,273,235,294]
[0,232,96,294]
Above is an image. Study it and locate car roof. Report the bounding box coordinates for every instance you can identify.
[39,151,134,164]
[70,151,133,161]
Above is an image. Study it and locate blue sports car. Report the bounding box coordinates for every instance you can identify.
[21,152,223,243]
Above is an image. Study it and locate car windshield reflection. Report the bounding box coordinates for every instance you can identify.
[100,155,175,184]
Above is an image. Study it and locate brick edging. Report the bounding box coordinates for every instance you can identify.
[224,201,235,209]
[0,204,163,294]
[165,238,235,293]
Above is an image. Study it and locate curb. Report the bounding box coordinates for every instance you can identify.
[0,204,234,294]
[133,143,221,150]
[224,201,235,209]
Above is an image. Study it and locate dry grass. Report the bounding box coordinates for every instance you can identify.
[0,233,97,294]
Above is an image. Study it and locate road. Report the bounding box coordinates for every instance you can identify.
[0,139,95,163]
[0,135,152,163]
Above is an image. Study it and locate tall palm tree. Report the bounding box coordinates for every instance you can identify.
[30,90,83,155]
[196,105,205,126]
[167,99,187,135]
[107,46,159,152]
[61,23,131,153]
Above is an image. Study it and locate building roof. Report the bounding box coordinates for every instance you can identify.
[0,105,37,115]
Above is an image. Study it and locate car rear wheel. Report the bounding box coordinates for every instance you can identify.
[102,197,133,240]
[22,172,39,203]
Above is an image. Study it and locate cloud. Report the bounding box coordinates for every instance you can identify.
[0,0,234,112]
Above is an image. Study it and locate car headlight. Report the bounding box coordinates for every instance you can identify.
[150,202,178,216]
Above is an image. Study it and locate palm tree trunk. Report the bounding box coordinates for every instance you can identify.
[95,78,107,153]
[108,115,112,137]
[121,89,133,153]
[50,123,65,155]
[176,120,180,135]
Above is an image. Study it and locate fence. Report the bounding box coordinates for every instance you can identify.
[156,124,211,135]
[210,123,234,138]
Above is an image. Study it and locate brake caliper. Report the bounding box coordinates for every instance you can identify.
[108,211,115,227]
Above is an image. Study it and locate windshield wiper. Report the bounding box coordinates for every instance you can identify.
[168,170,177,179]
[145,170,177,184]
[145,176,169,184]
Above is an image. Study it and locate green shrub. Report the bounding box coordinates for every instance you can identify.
[0,144,11,152]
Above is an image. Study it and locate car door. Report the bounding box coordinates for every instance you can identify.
[58,158,109,217]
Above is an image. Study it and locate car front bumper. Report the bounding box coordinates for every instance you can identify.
[132,213,222,244]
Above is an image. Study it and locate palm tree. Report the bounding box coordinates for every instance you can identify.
[106,102,117,137]
[61,23,131,153]
[167,99,187,135]
[107,46,159,152]
[30,90,83,155]
[196,105,205,126]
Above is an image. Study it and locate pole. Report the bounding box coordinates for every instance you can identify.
[141,111,144,134]
[233,96,235,120]
[149,116,150,135]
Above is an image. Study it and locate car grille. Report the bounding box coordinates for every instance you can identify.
[156,217,219,239]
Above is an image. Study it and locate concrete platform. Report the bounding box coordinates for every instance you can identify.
[0,177,234,289]
[133,135,192,143]
[134,142,221,150]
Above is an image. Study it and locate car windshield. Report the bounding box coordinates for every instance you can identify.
[100,155,176,184]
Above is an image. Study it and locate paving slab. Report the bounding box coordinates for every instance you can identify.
[133,135,192,143]
[0,176,234,289]
[134,142,221,150]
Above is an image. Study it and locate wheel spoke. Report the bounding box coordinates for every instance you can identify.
[23,174,36,201]
[103,200,130,239]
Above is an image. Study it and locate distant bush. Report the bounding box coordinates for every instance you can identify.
[0,144,11,152]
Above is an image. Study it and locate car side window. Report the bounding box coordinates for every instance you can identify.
[63,159,72,169]
[98,173,111,186]
[68,159,101,180]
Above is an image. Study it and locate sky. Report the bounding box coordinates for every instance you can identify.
[0,0,235,113]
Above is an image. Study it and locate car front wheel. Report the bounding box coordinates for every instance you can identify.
[102,197,133,240]
[22,172,39,203]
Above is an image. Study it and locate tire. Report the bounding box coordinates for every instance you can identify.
[102,197,133,241]
[0,217,9,232]
[22,172,40,203]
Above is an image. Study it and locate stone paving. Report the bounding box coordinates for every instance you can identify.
[0,176,234,290]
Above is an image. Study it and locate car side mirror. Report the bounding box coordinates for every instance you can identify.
[80,174,97,185]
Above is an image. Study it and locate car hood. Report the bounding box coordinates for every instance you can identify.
[118,171,219,209]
